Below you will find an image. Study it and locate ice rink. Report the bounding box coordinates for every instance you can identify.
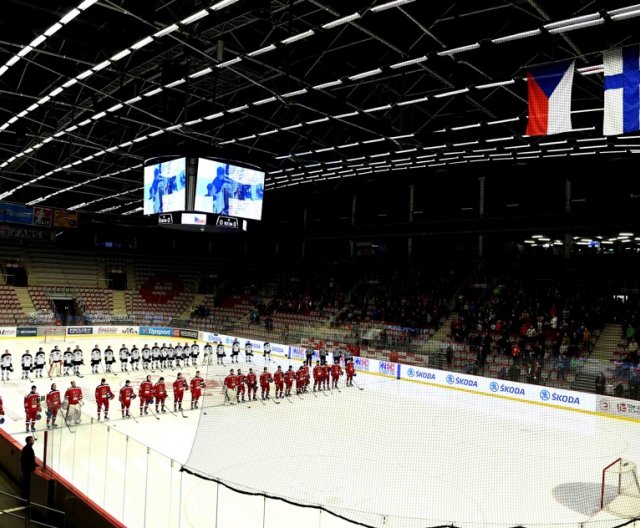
[0,334,638,528]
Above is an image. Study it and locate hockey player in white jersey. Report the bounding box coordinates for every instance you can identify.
[21,350,33,380]
[91,345,101,374]
[181,343,190,365]
[203,342,212,365]
[245,340,253,363]
[34,348,46,378]
[160,343,168,369]
[151,343,160,370]
[141,344,151,370]
[167,344,176,370]
[119,344,130,372]
[130,345,140,370]
[263,342,272,363]
[104,346,115,373]
[48,346,62,378]
[62,348,73,376]
[174,343,183,368]
[1,350,13,381]
[231,338,240,363]
[190,341,199,366]
[72,345,84,377]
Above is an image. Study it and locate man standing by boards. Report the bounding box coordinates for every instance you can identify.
[21,436,37,502]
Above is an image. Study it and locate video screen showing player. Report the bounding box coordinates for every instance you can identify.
[194,159,264,220]
[143,158,186,214]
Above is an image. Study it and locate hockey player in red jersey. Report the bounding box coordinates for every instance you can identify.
[173,373,188,412]
[64,380,83,425]
[24,385,41,432]
[313,362,323,391]
[345,359,355,386]
[46,383,61,429]
[154,377,168,413]
[273,366,284,399]
[259,367,272,400]
[0,393,4,424]
[139,375,154,416]
[190,371,205,409]
[223,369,238,405]
[302,364,310,392]
[95,378,114,421]
[236,369,246,402]
[119,380,135,419]
[246,368,258,401]
[322,364,331,390]
[284,366,295,396]
[295,366,305,394]
[331,362,343,389]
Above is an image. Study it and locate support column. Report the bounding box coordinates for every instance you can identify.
[564,179,572,259]
[478,177,485,259]
[408,184,414,256]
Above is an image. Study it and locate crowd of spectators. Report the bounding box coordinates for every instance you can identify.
[449,274,610,384]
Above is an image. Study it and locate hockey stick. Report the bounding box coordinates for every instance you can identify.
[62,407,74,434]
[147,405,160,421]
[128,409,138,423]
[353,379,364,390]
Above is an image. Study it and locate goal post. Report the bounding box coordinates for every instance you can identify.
[43,327,66,344]
[601,458,640,518]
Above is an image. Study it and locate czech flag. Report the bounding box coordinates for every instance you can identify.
[526,60,575,136]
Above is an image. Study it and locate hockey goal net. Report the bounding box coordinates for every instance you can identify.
[601,458,640,518]
[43,327,66,344]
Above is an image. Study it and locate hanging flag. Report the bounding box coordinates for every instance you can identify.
[526,60,575,136]
[603,45,640,136]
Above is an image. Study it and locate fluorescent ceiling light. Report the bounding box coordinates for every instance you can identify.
[190,67,212,78]
[322,13,360,29]
[60,8,81,25]
[17,46,33,58]
[437,43,480,56]
[143,88,162,97]
[44,23,63,37]
[217,57,241,68]
[491,29,540,44]
[313,80,342,90]
[247,44,276,57]
[371,0,415,13]
[93,60,110,72]
[131,36,154,50]
[78,0,99,9]
[49,87,64,97]
[210,0,239,11]
[390,56,427,69]
[111,49,131,62]
[181,9,208,25]
[166,79,186,88]
[281,30,315,45]
[29,35,47,48]
[76,69,93,80]
[107,103,123,112]
[282,88,307,98]
[154,24,179,38]
[348,68,382,81]
[125,96,142,104]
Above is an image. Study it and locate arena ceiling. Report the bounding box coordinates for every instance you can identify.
[0,0,639,215]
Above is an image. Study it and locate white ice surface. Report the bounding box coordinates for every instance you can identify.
[0,335,638,528]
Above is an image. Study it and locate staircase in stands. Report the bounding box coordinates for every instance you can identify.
[14,287,36,319]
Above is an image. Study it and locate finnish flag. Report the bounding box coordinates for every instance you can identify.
[603,45,640,136]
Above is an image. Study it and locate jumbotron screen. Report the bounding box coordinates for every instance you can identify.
[143,158,187,215]
[194,159,264,221]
